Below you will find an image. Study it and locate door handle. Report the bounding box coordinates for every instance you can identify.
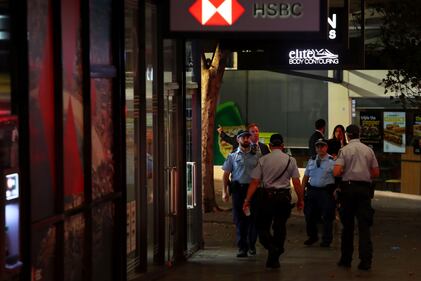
[170,167,178,215]
[192,162,197,207]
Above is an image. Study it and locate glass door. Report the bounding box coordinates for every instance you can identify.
[163,83,179,264]
[185,41,202,254]
[186,85,202,253]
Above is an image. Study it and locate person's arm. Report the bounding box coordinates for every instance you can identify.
[243,178,260,211]
[220,131,237,146]
[222,171,231,202]
[292,177,304,211]
[302,175,309,189]
[333,164,343,177]
[370,167,380,178]
[370,151,380,179]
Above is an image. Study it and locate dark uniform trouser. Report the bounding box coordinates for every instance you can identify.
[256,189,292,257]
[339,182,374,265]
[232,183,257,251]
[304,187,336,244]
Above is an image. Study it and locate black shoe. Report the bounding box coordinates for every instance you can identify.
[266,260,280,269]
[358,262,371,271]
[265,248,280,268]
[337,260,351,268]
[248,246,256,256]
[320,241,331,247]
[236,249,248,258]
[304,237,318,246]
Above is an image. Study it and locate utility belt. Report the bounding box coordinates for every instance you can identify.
[306,184,328,191]
[263,187,291,200]
[341,180,371,187]
[340,180,375,199]
[307,183,337,193]
[228,181,249,195]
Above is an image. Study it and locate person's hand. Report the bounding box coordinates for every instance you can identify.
[333,188,340,201]
[296,199,304,212]
[242,200,250,213]
[222,191,229,202]
[217,126,223,135]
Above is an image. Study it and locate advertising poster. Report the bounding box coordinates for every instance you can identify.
[413,115,421,154]
[214,101,244,165]
[414,115,421,137]
[383,112,406,153]
[360,111,382,149]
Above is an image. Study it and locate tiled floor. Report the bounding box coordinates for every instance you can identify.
[153,191,421,281]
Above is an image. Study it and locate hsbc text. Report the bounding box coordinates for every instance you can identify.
[253,2,303,18]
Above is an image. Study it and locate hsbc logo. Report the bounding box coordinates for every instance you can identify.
[171,0,321,32]
[189,0,245,26]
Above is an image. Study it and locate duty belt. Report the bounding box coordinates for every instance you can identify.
[342,180,371,187]
[307,184,328,191]
[264,188,290,194]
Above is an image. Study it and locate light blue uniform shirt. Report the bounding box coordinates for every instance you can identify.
[222,148,258,184]
[304,155,335,187]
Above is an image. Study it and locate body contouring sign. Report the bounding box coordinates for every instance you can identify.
[170,0,321,32]
[288,48,339,65]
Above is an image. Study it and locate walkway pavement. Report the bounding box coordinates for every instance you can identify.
[154,190,421,281]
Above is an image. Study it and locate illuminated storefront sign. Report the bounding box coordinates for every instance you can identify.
[170,0,321,32]
[288,48,339,65]
[327,13,336,39]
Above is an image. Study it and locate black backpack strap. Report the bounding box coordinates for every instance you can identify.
[270,156,291,186]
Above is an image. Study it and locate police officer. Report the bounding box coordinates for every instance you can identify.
[334,125,379,271]
[222,130,259,258]
[302,139,336,247]
[243,133,304,268]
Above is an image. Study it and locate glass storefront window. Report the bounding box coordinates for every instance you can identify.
[0,6,10,115]
[124,0,138,272]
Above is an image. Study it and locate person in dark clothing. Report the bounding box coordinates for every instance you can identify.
[334,125,380,271]
[327,124,347,158]
[218,123,270,156]
[308,119,326,158]
[243,134,304,269]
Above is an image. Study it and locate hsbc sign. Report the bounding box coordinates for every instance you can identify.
[189,0,245,26]
[170,0,321,32]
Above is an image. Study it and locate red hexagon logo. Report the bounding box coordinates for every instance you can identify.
[189,0,245,26]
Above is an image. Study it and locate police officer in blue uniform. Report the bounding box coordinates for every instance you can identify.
[222,130,259,258]
[302,139,336,247]
[334,125,379,271]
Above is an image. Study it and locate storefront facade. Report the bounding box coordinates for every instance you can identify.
[0,0,419,280]
[1,0,203,280]
[124,1,202,278]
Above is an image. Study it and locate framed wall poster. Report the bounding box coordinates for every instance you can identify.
[360,111,382,150]
[413,115,421,154]
[383,112,406,153]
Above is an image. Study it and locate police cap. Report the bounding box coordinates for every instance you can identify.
[236,130,251,139]
[315,138,328,146]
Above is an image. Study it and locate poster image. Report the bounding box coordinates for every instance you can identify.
[383,112,406,153]
[414,115,421,137]
[413,115,421,154]
[360,112,381,149]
